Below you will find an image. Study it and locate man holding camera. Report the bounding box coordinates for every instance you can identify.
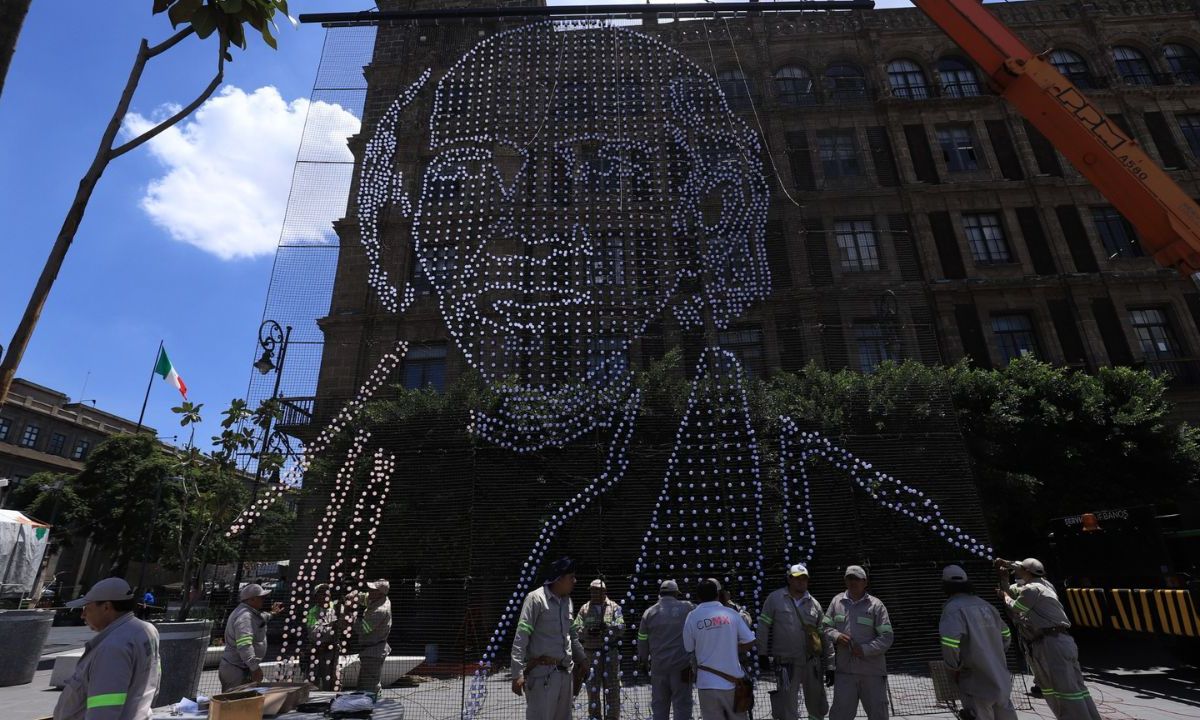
[576,579,625,720]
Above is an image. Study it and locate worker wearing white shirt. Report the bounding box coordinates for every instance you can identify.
[682,578,755,720]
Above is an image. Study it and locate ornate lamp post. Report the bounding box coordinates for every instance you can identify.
[228,320,292,607]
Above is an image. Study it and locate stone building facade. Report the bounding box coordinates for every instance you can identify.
[304,0,1200,424]
[0,378,152,498]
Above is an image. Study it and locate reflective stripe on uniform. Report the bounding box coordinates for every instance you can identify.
[821,616,834,626]
[236,636,254,647]
[637,632,649,641]
[87,693,128,709]
[876,623,892,633]
[856,616,874,627]
[517,621,535,635]
[1012,600,1029,612]
[758,614,773,625]
[940,636,961,648]
[1000,627,1012,636]
[833,614,846,622]
[1058,691,1092,700]
[361,619,373,634]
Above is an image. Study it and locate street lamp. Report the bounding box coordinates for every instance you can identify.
[229,320,292,608]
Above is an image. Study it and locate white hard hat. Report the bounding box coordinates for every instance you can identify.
[590,579,606,590]
[67,577,134,608]
[942,565,969,583]
[788,563,810,578]
[1017,558,1046,577]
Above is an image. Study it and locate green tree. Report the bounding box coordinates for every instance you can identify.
[0,0,292,404]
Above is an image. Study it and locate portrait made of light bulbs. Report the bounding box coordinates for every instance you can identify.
[231,21,994,703]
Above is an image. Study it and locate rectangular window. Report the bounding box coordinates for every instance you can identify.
[410,245,457,297]
[1144,112,1186,169]
[72,439,91,461]
[587,336,630,377]
[0,417,9,442]
[985,120,1025,181]
[785,131,817,192]
[866,126,901,187]
[833,219,881,272]
[1179,114,1200,159]
[963,212,1011,263]
[991,313,1039,364]
[855,324,898,372]
[936,124,980,171]
[1130,308,1182,360]
[590,234,626,285]
[19,424,40,449]
[1091,206,1143,258]
[402,343,447,392]
[817,130,861,178]
[717,327,766,377]
[1023,120,1063,176]
[903,125,940,183]
[48,433,66,456]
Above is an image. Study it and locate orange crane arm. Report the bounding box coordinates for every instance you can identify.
[912,0,1200,275]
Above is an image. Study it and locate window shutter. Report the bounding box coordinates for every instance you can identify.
[1023,120,1063,176]
[820,312,849,370]
[887,213,922,281]
[786,130,817,191]
[954,303,992,368]
[1054,206,1099,273]
[866,126,901,187]
[776,312,806,372]
[766,209,793,287]
[1014,207,1057,275]
[929,211,966,279]
[1047,299,1089,369]
[1091,298,1133,366]
[904,125,940,184]
[804,218,834,286]
[985,120,1025,180]
[1144,112,1187,169]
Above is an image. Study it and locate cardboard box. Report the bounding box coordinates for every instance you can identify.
[259,682,311,716]
[210,690,264,720]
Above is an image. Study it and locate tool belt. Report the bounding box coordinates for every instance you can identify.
[1031,626,1070,643]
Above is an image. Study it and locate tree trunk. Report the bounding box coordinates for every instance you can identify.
[0,0,31,99]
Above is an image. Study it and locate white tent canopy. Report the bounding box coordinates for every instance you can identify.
[0,509,51,599]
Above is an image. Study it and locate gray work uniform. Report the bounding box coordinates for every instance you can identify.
[1004,580,1100,720]
[824,592,893,720]
[638,595,696,720]
[576,598,625,720]
[219,603,273,690]
[304,602,339,690]
[513,584,588,720]
[356,597,393,693]
[759,589,832,720]
[53,612,161,720]
[939,593,1017,720]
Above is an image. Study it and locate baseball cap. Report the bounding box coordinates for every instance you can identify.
[590,579,606,590]
[942,565,969,583]
[548,556,576,582]
[366,579,391,593]
[1017,558,1046,577]
[788,563,809,578]
[659,580,679,594]
[67,577,135,608]
[844,565,868,580]
[239,583,270,601]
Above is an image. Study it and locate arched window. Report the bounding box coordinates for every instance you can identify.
[1112,45,1155,85]
[886,59,929,99]
[774,66,816,105]
[1164,43,1200,84]
[717,69,753,109]
[825,63,867,102]
[936,56,980,97]
[1048,49,1095,88]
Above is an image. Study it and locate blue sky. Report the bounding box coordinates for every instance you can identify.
[0,1,920,448]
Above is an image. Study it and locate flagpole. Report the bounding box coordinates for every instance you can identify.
[136,340,163,432]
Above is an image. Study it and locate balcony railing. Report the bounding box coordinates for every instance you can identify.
[278,396,316,429]
[1140,357,1200,384]
[1117,72,1176,87]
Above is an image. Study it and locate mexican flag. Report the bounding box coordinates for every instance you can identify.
[154,346,188,399]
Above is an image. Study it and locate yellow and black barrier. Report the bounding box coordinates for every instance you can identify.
[1064,588,1199,637]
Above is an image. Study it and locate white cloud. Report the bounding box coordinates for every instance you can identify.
[124,85,360,261]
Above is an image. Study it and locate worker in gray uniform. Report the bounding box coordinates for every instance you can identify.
[54,578,161,720]
[220,583,282,690]
[576,579,625,720]
[637,579,696,720]
[758,563,831,720]
[938,565,1017,720]
[823,565,894,720]
[511,556,589,720]
[352,578,393,694]
[995,558,1100,720]
[304,583,340,690]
